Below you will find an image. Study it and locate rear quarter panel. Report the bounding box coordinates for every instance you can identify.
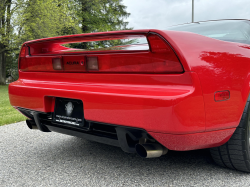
[154,30,250,131]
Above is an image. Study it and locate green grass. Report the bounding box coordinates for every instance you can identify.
[0,85,26,126]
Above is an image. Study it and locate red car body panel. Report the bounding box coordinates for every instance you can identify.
[9,71,205,134]
[9,28,250,151]
[149,128,235,151]
[156,30,250,131]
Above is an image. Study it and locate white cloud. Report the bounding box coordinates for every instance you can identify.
[122,0,250,29]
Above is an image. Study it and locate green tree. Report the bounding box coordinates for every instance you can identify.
[5,0,80,81]
[15,0,78,44]
[0,0,12,85]
[1,0,131,83]
[70,0,131,49]
[77,0,130,32]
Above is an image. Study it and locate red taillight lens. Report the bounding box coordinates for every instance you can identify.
[91,34,183,73]
[147,34,171,53]
[147,34,183,73]
[19,45,27,70]
[20,46,26,57]
[20,56,56,72]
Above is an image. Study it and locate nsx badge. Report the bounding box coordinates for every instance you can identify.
[65,102,74,116]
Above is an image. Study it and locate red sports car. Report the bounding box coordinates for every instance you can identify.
[9,19,250,172]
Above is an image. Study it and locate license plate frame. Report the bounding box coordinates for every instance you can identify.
[53,97,84,127]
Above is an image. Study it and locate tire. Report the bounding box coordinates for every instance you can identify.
[210,96,250,172]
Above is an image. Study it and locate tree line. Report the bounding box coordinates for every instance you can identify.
[0,0,131,84]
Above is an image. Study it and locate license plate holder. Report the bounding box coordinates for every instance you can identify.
[53,98,84,127]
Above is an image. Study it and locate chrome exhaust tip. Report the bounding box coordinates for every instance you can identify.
[26,119,38,130]
[135,143,168,158]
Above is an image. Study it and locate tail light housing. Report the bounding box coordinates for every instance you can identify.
[19,33,184,74]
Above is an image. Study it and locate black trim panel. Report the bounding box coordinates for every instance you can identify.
[46,125,120,147]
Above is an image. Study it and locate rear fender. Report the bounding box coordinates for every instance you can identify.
[154,30,250,131]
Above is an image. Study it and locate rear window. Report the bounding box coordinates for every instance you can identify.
[167,20,250,44]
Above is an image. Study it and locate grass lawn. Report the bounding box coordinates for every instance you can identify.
[0,85,26,126]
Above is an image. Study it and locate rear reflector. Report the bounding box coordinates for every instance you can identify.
[52,58,63,70]
[214,90,230,101]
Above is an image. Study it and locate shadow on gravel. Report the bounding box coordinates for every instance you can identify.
[2,124,250,186]
[35,136,248,178]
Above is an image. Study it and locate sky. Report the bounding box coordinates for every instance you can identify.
[122,0,250,29]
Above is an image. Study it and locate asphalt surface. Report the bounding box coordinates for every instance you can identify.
[1,122,250,187]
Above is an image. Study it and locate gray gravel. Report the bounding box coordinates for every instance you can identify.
[1,122,250,187]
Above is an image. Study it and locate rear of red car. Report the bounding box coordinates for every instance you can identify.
[9,29,234,156]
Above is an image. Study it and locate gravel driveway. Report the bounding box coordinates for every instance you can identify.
[1,121,250,186]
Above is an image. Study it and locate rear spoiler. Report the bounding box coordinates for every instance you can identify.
[25,29,150,44]
[22,30,151,56]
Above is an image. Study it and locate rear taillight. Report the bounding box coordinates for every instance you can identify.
[19,45,27,70]
[147,33,183,73]
[20,46,26,57]
[19,33,184,73]
[148,34,172,53]
[85,34,183,73]
[20,56,57,72]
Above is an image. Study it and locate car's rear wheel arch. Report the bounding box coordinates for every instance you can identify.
[210,95,250,172]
